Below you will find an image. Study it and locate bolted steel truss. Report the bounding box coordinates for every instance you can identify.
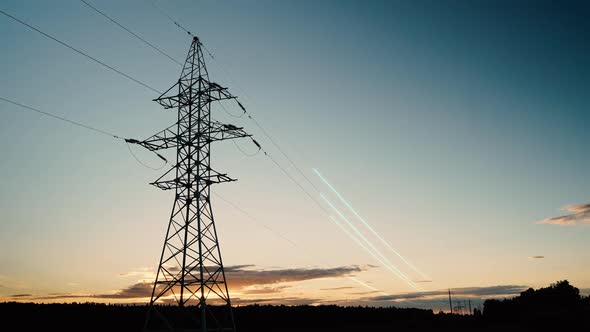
[136,36,250,332]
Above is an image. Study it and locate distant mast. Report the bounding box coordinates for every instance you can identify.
[448,289,453,314]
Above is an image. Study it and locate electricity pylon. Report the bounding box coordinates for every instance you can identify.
[131,36,251,331]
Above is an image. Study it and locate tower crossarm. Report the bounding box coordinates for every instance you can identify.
[125,119,252,157]
[205,81,237,102]
[150,165,237,191]
[153,79,237,110]
[126,122,178,152]
[149,173,236,190]
[152,81,182,110]
[207,120,251,142]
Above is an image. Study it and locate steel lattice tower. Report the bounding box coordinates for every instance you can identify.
[133,37,251,332]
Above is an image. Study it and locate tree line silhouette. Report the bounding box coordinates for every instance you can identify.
[1,280,588,331]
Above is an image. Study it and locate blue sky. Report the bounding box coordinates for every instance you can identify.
[0,0,588,308]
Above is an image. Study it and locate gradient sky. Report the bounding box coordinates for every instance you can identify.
[0,0,589,311]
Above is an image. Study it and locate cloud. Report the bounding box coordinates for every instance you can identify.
[224,265,363,289]
[7,283,155,302]
[529,256,545,260]
[538,202,590,226]
[9,264,363,303]
[348,290,380,295]
[232,296,319,306]
[93,282,153,299]
[240,285,291,295]
[118,267,156,281]
[368,285,528,302]
[164,264,362,290]
[320,286,354,291]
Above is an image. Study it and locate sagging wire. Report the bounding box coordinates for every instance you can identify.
[233,139,259,157]
[125,138,169,170]
[219,101,245,118]
[126,142,167,170]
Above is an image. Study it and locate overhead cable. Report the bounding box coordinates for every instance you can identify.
[79,0,183,66]
[0,8,161,94]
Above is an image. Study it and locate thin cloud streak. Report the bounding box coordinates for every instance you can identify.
[240,285,291,295]
[538,202,590,226]
[368,285,528,302]
[320,286,354,291]
[225,265,364,289]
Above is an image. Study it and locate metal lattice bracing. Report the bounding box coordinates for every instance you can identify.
[140,37,250,332]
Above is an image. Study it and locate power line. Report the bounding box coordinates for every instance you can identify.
[144,0,216,60]
[0,8,161,94]
[246,113,320,192]
[0,96,170,169]
[264,149,329,215]
[78,0,183,67]
[213,191,299,248]
[0,96,121,139]
[145,0,193,37]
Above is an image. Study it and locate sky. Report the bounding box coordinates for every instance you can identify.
[0,0,589,311]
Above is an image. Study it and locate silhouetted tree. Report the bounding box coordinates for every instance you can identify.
[483,280,589,328]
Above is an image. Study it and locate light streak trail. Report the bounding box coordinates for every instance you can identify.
[313,168,430,281]
[328,216,392,295]
[328,216,378,265]
[348,276,388,296]
[322,194,421,290]
[323,195,410,284]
